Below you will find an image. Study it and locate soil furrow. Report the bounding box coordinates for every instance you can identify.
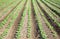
[0,18,11,35]
[36,0,60,36]
[31,0,43,39]
[31,0,39,39]
[0,0,60,39]
[31,9,40,39]
[20,12,28,39]
[4,0,27,39]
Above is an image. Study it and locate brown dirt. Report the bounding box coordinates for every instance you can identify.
[38,12,56,39]
[36,0,60,39]
[31,0,41,39]
[0,0,60,39]
[0,18,11,35]
[36,0,60,36]
[41,14,60,39]
[30,0,39,39]
[3,1,27,39]
[20,12,28,39]
[3,10,22,39]
[30,12,39,39]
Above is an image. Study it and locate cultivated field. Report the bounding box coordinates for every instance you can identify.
[0,0,60,39]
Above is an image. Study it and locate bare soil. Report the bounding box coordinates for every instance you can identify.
[20,12,28,39]
[36,0,60,39]
[0,0,60,39]
[3,0,27,39]
[0,18,11,35]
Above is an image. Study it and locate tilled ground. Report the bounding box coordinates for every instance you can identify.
[0,0,60,39]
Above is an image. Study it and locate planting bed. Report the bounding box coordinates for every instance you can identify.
[0,0,60,39]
